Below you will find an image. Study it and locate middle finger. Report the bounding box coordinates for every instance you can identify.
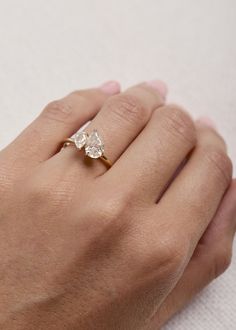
[107,104,196,203]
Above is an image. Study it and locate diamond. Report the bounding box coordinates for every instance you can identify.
[74,131,88,149]
[85,129,104,159]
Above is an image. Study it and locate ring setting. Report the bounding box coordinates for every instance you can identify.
[63,129,112,168]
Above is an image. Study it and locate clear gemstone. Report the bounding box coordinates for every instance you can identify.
[74,131,88,149]
[85,129,104,158]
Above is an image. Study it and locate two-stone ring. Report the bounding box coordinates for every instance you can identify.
[62,129,112,169]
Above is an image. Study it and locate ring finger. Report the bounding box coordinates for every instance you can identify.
[56,80,167,177]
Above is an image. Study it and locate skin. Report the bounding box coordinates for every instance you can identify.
[0,80,235,329]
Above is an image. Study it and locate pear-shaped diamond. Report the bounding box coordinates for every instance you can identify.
[85,129,104,158]
[74,131,88,149]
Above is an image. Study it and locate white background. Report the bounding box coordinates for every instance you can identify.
[0,0,235,329]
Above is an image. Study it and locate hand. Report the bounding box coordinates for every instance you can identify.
[0,80,234,329]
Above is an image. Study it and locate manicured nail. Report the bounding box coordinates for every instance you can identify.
[145,79,168,99]
[99,81,120,95]
[197,116,217,130]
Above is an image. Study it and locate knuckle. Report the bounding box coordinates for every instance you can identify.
[105,94,148,124]
[157,236,187,270]
[69,91,90,104]
[134,232,187,275]
[94,195,127,225]
[213,246,232,278]
[161,105,196,146]
[204,147,232,186]
[85,194,132,243]
[42,99,73,123]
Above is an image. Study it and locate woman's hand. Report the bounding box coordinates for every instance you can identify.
[0,81,235,330]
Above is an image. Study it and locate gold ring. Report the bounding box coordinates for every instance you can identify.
[62,129,112,169]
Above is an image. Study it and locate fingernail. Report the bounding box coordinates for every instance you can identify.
[197,116,217,130]
[99,81,120,95]
[145,80,168,99]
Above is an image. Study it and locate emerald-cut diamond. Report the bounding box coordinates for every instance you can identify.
[74,131,88,149]
[85,129,104,159]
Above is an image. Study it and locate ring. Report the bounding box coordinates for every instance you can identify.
[62,129,112,168]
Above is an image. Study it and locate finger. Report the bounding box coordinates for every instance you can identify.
[58,80,167,176]
[151,179,236,328]
[107,104,196,203]
[2,81,120,170]
[157,119,232,254]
